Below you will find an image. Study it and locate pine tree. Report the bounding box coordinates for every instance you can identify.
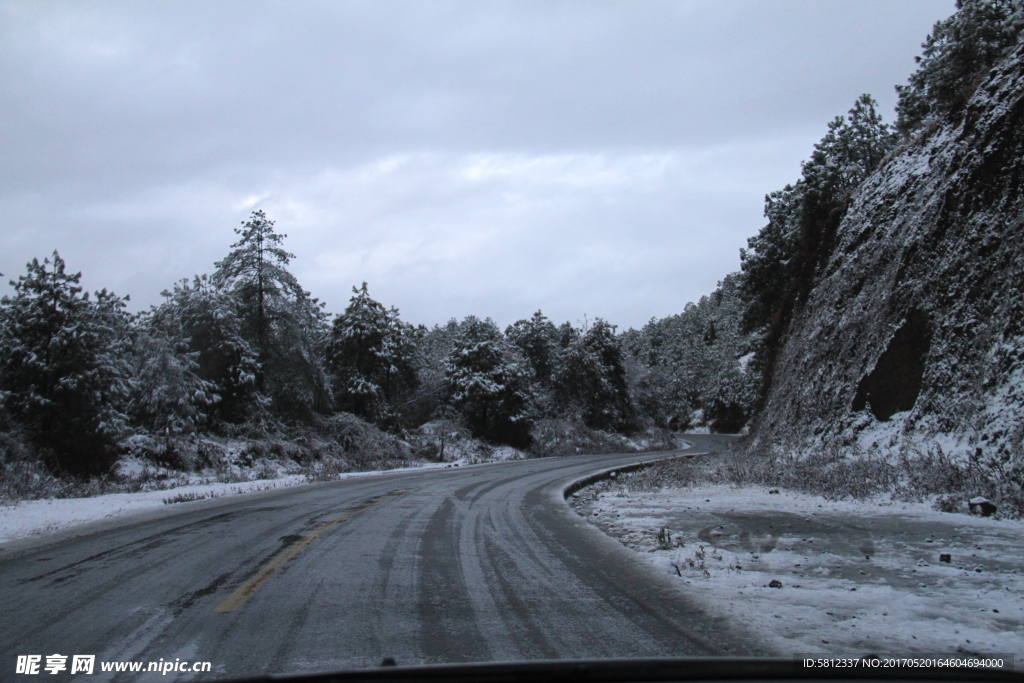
[0,252,131,474]
[801,95,898,213]
[150,275,260,423]
[326,283,417,426]
[626,275,757,432]
[739,95,898,406]
[895,0,1024,136]
[554,319,633,431]
[213,211,331,419]
[506,311,559,385]
[401,320,460,426]
[444,316,534,447]
[128,315,219,436]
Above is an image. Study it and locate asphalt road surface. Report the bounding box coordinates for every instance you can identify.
[1,435,769,680]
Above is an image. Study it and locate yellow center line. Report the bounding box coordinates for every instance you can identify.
[214,489,406,613]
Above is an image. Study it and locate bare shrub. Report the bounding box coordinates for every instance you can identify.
[529,418,646,457]
[0,458,63,503]
[321,413,411,469]
[629,442,1024,518]
[410,418,474,462]
[163,491,213,504]
[303,456,354,483]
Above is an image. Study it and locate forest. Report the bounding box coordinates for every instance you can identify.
[1,0,1021,499]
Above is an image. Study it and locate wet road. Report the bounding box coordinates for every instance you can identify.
[0,435,767,680]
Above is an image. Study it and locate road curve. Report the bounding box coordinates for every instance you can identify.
[1,435,769,680]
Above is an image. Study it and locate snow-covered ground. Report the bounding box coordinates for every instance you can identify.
[0,475,305,545]
[570,481,1024,658]
[0,461,465,546]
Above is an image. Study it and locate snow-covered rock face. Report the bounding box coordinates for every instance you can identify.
[749,41,1024,468]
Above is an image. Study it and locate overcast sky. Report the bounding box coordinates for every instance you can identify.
[0,0,955,329]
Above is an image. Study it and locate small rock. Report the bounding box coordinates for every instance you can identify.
[609,472,617,479]
[974,566,984,573]
[768,579,783,588]
[917,559,929,567]
[968,497,997,516]
[768,489,780,494]
[939,553,952,563]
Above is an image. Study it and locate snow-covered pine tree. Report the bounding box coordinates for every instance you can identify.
[128,314,219,437]
[697,277,758,432]
[400,319,460,426]
[621,323,680,429]
[444,316,534,447]
[895,0,1024,136]
[326,283,417,427]
[505,311,559,385]
[624,275,757,432]
[150,275,260,424]
[739,95,898,404]
[213,210,331,419]
[553,318,633,431]
[801,95,898,216]
[0,252,131,475]
[739,182,804,333]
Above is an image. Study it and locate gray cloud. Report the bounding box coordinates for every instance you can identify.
[0,0,955,328]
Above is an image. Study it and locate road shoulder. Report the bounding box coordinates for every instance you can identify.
[569,479,1024,658]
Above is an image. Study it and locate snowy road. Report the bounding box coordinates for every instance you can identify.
[0,435,768,680]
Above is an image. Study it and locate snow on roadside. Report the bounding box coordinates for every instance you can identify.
[571,482,1024,658]
[0,476,306,545]
[0,461,458,546]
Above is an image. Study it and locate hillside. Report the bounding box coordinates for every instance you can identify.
[746,39,1024,483]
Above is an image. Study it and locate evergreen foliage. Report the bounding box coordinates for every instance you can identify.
[739,95,898,401]
[326,283,418,427]
[505,310,560,417]
[506,311,559,385]
[0,252,131,475]
[213,210,331,419]
[149,275,260,423]
[444,316,534,447]
[128,317,219,437]
[553,319,633,431]
[895,0,1024,136]
[625,275,756,432]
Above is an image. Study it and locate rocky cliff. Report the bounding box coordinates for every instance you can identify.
[747,39,1024,478]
